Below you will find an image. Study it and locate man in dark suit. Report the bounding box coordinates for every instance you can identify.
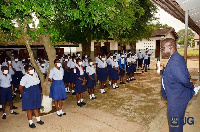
[160,38,195,132]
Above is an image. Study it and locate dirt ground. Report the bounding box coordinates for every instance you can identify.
[0,58,199,132]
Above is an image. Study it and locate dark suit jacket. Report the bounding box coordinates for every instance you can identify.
[161,51,194,107]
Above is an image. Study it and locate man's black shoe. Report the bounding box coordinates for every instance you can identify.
[37,120,44,125]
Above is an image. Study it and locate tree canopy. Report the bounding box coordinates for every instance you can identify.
[177,29,195,45]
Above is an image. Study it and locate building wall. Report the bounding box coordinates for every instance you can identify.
[194,40,199,49]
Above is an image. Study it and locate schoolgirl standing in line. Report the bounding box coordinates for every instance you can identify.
[67,56,77,95]
[97,55,107,94]
[74,58,86,107]
[95,53,101,85]
[48,59,66,117]
[86,59,96,100]
[19,65,44,128]
[118,54,126,84]
[0,66,19,120]
[106,53,113,86]
[62,55,70,93]
[126,54,132,83]
[111,56,120,89]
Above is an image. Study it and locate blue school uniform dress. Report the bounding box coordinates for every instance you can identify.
[97,60,107,81]
[137,52,144,65]
[106,57,113,76]
[131,57,137,73]
[82,59,89,79]
[144,54,149,66]
[20,74,41,110]
[86,65,96,88]
[0,74,13,103]
[74,66,86,93]
[118,58,126,76]
[111,61,119,80]
[12,61,23,86]
[67,60,76,83]
[133,54,138,72]
[49,67,66,100]
[126,58,132,74]
[95,57,101,79]
[62,61,70,83]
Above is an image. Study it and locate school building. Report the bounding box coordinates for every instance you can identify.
[136,28,179,58]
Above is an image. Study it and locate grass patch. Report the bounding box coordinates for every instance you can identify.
[177,48,199,57]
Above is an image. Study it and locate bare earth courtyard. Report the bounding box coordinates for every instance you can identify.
[0,58,199,132]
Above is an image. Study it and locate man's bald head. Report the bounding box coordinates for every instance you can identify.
[161,38,176,49]
[161,38,177,58]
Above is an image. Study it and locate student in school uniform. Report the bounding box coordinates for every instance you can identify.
[137,49,144,71]
[39,61,47,79]
[12,56,23,98]
[111,56,120,89]
[62,55,70,93]
[126,54,132,83]
[106,53,113,86]
[67,56,77,95]
[95,53,101,85]
[48,59,67,117]
[130,54,137,80]
[143,51,149,72]
[19,65,44,128]
[86,59,97,100]
[97,55,107,94]
[0,66,19,119]
[118,54,126,84]
[74,58,86,107]
[146,48,152,70]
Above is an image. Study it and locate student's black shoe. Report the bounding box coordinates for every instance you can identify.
[57,114,62,117]
[104,85,107,88]
[37,120,44,125]
[103,91,107,93]
[92,97,97,99]
[72,92,76,95]
[133,78,136,80]
[11,111,19,115]
[122,82,126,84]
[77,103,83,107]
[120,82,123,84]
[61,112,66,115]
[81,102,86,105]
[14,94,16,98]
[145,70,147,72]
[13,106,18,109]
[126,80,129,83]
[115,86,119,88]
[29,123,36,128]
[2,115,6,119]
[12,96,14,100]
[130,79,133,81]
[142,71,144,73]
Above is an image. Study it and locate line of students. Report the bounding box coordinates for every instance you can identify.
[0,49,151,128]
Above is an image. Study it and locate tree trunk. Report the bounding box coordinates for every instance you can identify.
[86,33,92,57]
[40,35,56,113]
[22,20,55,113]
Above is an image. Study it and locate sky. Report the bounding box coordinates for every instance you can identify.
[155,7,186,32]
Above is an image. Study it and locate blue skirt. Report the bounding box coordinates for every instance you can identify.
[98,68,107,81]
[22,85,41,110]
[0,87,13,104]
[107,65,113,76]
[75,75,86,93]
[126,65,131,74]
[87,74,96,88]
[12,71,23,86]
[119,68,125,75]
[63,70,70,83]
[111,69,119,80]
[69,69,76,83]
[144,59,148,66]
[50,80,67,100]
[138,59,143,65]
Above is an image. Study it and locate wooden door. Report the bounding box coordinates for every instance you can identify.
[104,42,110,54]
[155,40,160,58]
[37,49,45,58]
[56,48,64,57]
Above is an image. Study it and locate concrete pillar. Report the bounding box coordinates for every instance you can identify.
[184,10,189,64]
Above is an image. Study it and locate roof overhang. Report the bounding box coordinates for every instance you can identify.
[151,0,200,35]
